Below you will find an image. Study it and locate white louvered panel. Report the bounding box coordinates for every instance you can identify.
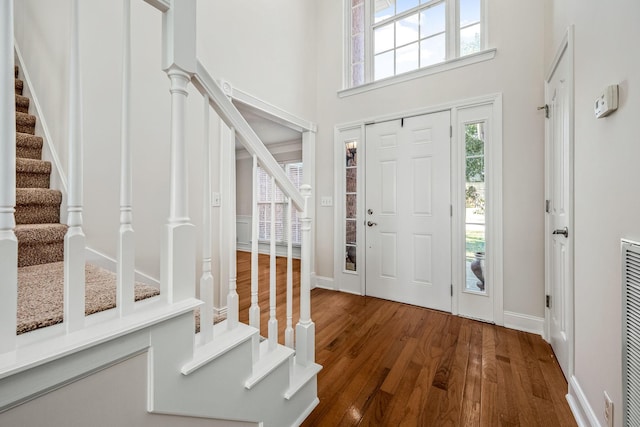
[623,240,640,427]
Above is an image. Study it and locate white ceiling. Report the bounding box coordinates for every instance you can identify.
[234,101,302,151]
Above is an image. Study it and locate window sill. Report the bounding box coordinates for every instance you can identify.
[338,48,497,98]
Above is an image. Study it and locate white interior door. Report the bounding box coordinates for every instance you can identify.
[365,111,451,311]
[546,39,574,379]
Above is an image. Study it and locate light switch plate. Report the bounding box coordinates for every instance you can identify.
[321,196,333,207]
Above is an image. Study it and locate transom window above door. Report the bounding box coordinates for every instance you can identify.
[348,0,484,88]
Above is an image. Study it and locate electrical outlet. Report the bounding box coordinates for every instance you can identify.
[604,391,613,427]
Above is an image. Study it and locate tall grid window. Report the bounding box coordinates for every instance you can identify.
[257,163,303,244]
[349,0,483,87]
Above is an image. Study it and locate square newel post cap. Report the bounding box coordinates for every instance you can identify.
[162,0,197,73]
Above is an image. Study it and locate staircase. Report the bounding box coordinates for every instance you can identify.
[12,64,160,335]
[0,2,319,425]
[13,65,67,269]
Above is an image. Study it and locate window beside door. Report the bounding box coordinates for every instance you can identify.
[464,122,486,293]
[345,140,358,271]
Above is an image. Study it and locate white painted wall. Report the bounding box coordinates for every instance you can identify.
[314,0,547,318]
[547,1,640,426]
[0,353,257,427]
[13,0,317,312]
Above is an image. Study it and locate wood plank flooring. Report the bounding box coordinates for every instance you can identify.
[234,251,577,427]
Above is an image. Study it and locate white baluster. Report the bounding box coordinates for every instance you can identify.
[296,185,314,365]
[64,0,86,333]
[268,176,277,351]
[250,156,260,361]
[160,65,195,304]
[285,197,294,348]
[0,0,17,352]
[199,94,213,343]
[117,0,134,316]
[226,128,239,329]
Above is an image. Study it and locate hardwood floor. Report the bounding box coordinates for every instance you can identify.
[235,252,576,427]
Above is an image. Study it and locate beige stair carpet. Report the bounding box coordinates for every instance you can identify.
[12,64,160,334]
[17,262,160,335]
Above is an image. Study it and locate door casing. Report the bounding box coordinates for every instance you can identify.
[333,94,504,325]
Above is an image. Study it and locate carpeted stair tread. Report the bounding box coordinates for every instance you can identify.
[16,111,36,135]
[15,224,66,267]
[15,94,29,114]
[16,158,51,188]
[15,65,18,78]
[16,132,44,160]
[17,261,160,335]
[15,188,62,224]
[15,223,67,244]
[15,78,23,95]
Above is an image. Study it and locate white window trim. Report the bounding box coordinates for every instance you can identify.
[343,0,492,93]
[339,47,495,98]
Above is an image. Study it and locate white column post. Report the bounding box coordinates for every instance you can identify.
[226,128,239,329]
[302,131,316,286]
[0,0,18,352]
[285,197,294,348]
[250,155,261,361]
[160,66,195,304]
[199,94,214,343]
[117,0,134,317]
[249,155,260,330]
[295,185,315,366]
[64,0,86,333]
[268,176,278,351]
[159,0,196,305]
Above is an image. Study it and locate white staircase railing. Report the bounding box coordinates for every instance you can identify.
[0,0,317,412]
[192,62,316,368]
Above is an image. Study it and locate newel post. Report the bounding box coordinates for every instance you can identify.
[0,0,17,352]
[296,185,315,366]
[160,0,196,303]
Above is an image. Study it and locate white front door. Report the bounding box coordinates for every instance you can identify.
[546,37,574,378]
[365,111,451,311]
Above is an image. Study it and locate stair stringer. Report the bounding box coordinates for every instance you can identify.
[148,312,319,427]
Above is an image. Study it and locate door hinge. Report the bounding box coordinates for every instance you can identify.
[401,117,404,127]
[546,294,551,308]
[450,205,453,217]
[450,125,453,138]
[451,284,453,296]
[538,104,549,118]
[545,199,551,213]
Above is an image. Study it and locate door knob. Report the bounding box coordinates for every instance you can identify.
[367,221,377,227]
[552,227,569,238]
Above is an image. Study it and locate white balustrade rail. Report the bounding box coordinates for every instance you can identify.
[192,64,315,367]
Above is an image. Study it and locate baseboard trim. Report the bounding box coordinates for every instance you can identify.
[237,243,301,259]
[567,375,600,427]
[85,248,159,287]
[503,311,544,335]
[314,276,336,291]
